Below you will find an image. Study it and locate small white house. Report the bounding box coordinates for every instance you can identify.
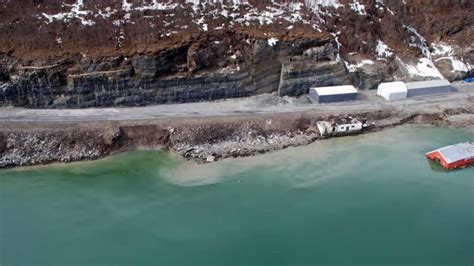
[316,118,366,137]
[377,81,407,101]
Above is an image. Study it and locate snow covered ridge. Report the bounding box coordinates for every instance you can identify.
[31,0,473,80]
[36,0,367,49]
[36,0,351,41]
[39,0,345,28]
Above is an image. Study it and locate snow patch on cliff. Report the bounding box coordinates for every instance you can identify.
[376,40,393,58]
[449,59,469,72]
[405,25,431,60]
[345,60,374,72]
[400,58,444,78]
[267,38,279,47]
[42,0,95,26]
[432,43,470,73]
[96,7,117,19]
[432,43,453,57]
[305,0,341,10]
[40,0,344,32]
[135,1,178,11]
[330,32,342,61]
[349,1,366,15]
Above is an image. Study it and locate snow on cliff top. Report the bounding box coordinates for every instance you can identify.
[31,0,471,78]
[40,0,344,29]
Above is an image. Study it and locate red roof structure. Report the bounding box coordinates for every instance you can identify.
[426,142,474,170]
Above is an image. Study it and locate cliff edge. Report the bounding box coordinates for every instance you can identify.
[0,0,472,108]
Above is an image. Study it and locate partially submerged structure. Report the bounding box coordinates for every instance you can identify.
[377,81,408,101]
[426,142,474,170]
[316,117,367,137]
[406,79,451,97]
[309,85,358,104]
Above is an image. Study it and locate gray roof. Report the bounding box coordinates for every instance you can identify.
[437,142,474,164]
[406,79,451,90]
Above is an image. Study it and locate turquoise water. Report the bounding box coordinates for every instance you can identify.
[1,125,473,266]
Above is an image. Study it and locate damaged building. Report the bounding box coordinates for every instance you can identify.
[316,117,368,137]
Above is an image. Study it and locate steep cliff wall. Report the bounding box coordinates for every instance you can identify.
[0,0,472,108]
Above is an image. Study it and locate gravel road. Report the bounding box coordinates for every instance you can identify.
[0,83,472,122]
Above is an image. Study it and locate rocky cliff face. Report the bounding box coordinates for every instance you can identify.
[0,0,472,108]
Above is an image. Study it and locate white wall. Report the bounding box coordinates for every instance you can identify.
[377,82,407,101]
[386,91,407,101]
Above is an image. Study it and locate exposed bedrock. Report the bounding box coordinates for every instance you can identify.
[0,36,353,108]
[0,0,472,108]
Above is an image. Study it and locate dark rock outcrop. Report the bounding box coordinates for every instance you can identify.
[0,0,472,108]
[0,36,351,108]
[0,133,6,155]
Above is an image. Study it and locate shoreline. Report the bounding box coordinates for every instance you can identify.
[1,102,473,169]
[1,122,472,172]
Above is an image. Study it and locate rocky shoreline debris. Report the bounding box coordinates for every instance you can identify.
[1,106,472,168]
[173,130,318,163]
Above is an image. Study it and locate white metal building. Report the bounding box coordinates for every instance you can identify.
[309,85,358,104]
[406,79,451,97]
[377,81,408,101]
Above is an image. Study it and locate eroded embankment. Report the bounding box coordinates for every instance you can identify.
[1,106,473,169]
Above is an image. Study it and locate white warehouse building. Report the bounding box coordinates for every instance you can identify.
[377,81,408,101]
[406,79,452,97]
[309,85,358,104]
